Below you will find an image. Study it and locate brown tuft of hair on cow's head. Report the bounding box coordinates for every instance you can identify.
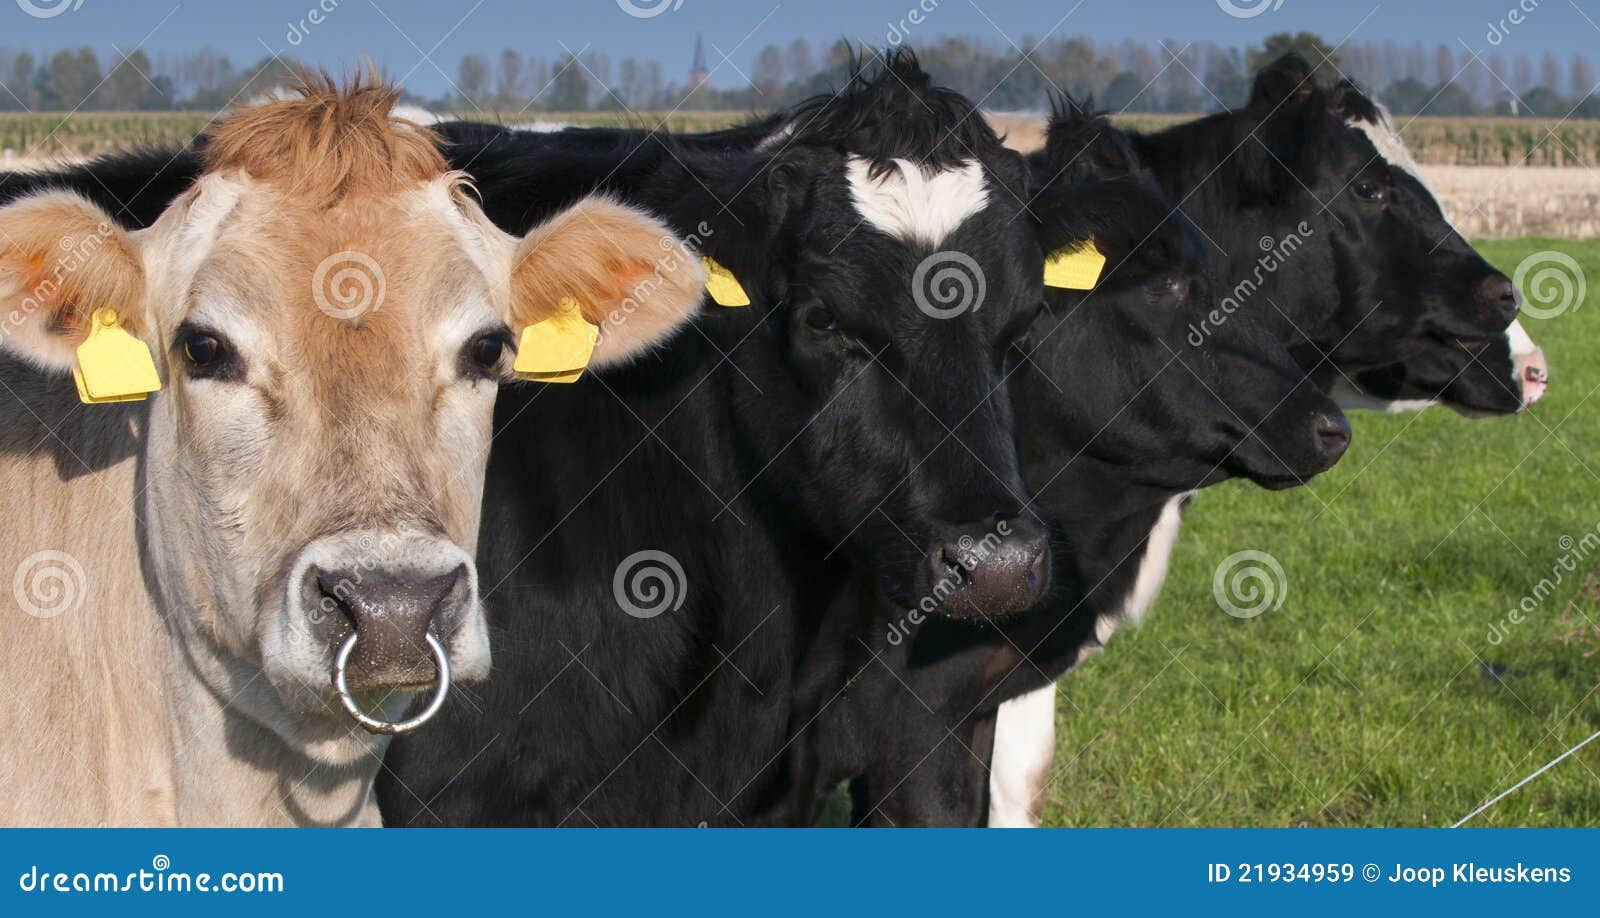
[202,68,450,207]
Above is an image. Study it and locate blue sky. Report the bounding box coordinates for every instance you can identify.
[5,0,1598,97]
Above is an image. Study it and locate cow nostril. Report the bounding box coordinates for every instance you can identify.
[1314,412,1351,462]
[1025,545,1047,592]
[936,546,973,586]
[310,565,465,688]
[924,520,1051,619]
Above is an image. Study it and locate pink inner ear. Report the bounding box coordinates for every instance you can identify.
[47,303,84,339]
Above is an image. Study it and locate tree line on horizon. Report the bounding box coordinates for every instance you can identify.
[1,32,1597,119]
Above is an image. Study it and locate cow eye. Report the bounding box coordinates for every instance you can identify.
[175,326,241,381]
[1353,181,1385,203]
[182,333,224,367]
[804,306,839,333]
[462,329,512,378]
[181,328,235,372]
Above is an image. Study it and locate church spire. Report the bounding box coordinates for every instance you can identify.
[689,32,710,86]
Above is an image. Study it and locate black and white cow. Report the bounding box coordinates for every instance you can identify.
[966,56,1552,827]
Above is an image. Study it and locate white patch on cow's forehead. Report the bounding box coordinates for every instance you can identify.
[1348,101,1462,232]
[1348,103,1422,179]
[846,156,990,247]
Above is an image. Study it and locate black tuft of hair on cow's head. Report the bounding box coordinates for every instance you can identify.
[1042,93,1141,185]
[1246,51,1319,113]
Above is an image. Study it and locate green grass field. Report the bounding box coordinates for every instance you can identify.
[1041,238,1600,827]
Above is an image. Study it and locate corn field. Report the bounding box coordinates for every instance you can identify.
[0,112,216,159]
[3,110,1600,169]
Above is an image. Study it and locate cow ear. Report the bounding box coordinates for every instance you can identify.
[1325,79,1381,123]
[690,151,812,296]
[1248,52,1316,112]
[1030,176,1132,267]
[508,195,705,375]
[0,190,147,374]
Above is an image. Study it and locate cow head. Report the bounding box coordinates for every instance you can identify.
[695,53,1068,619]
[1335,320,1548,415]
[0,77,703,762]
[1219,53,1546,414]
[1027,104,1348,493]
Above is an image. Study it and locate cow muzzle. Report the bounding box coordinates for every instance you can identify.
[923,515,1051,620]
[286,531,488,734]
[1508,320,1549,409]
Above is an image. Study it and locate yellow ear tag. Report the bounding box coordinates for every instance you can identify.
[72,308,161,405]
[1043,241,1107,290]
[701,255,750,308]
[513,296,599,384]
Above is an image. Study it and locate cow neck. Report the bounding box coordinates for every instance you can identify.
[932,453,1194,713]
[0,362,380,826]
[154,611,384,827]
[1032,448,1189,625]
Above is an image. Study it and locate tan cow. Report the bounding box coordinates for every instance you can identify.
[0,75,705,826]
